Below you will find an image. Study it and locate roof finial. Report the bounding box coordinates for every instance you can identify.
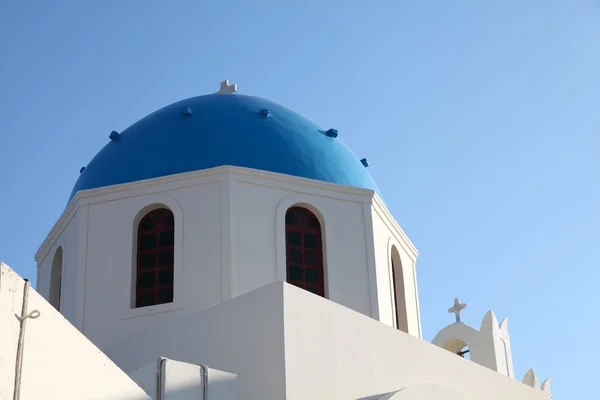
[448,297,467,323]
[216,80,237,94]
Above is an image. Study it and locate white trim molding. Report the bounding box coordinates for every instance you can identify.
[371,194,418,263]
[36,166,377,264]
[362,202,379,319]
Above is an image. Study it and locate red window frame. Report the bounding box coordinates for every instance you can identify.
[135,208,175,308]
[285,207,325,297]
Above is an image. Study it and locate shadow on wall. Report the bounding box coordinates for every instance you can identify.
[103,386,206,400]
[0,263,152,400]
[358,383,467,400]
[126,358,238,400]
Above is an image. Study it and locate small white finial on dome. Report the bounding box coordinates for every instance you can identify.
[448,297,467,323]
[216,80,237,94]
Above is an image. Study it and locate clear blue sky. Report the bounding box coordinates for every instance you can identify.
[1,1,597,397]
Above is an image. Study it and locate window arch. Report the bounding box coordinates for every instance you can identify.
[135,207,175,308]
[442,338,470,359]
[391,245,408,332]
[285,206,325,296]
[49,246,63,310]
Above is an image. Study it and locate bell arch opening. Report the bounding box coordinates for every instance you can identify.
[442,338,470,359]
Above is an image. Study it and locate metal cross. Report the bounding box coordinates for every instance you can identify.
[448,297,467,323]
[216,80,237,94]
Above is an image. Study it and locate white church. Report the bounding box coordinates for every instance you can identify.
[1,81,552,399]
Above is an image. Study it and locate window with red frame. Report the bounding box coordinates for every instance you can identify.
[135,208,174,308]
[285,207,325,296]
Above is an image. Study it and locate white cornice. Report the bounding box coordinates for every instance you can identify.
[371,193,419,262]
[35,166,379,263]
[35,201,78,264]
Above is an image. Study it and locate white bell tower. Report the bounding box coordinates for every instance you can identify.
[432,298,514,377]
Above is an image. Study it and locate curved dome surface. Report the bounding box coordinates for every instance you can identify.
[69,94,381,202]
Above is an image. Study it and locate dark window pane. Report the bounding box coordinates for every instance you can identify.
[289,265,303,281]
[138,272,155,290]
[139,234,156,250]
[159,249,174,266]
[285,212,296,225]
[136,208,176,309]
[288,248,302,264]
[160,230,174,247]
[137,291,154,307]
[159,268,174,285]
[307,216,319,229]
[287,231,301,246]
[304,251,318,266]
[152,209,165,221]
[164,213,174,228]
[284,207,324,298]
[294,208,305,222]
[138,253,156,270]
[158,287,173,304]
[140,218,153,231]
[304,233,317,249]
[306,268,319,284]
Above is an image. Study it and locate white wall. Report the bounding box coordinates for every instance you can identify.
[36,167,416,354]
[282,283,549,400]
[35,205,89,330]
[0,263,151,400]
[375,384,468,400]
[87,281,547,400]
[235,178,373,315]
[370,202,421,337]
[106,281,287,400]
[127,358,238,400]
[82,181,223,350]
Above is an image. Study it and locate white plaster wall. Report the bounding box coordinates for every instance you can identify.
[282,283,548,400]
[90,281,546,400]
[83,181,223,350]
[34,207,85,329]
[235,178,372,315]
[0,263,150,400]
[377,384,467,400]
[36,250,53,298]
[127,361,158,399]
[162,358,238,400]
[106,281,287,400]
[127,358,238,400]
[370,204,421,337]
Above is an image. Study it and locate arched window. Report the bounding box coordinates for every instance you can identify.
[49,247,63,310]
[285,206,325,296]
[135,208,175,308]
[391,246,408,332]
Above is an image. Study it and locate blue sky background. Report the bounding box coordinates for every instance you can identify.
[1,1,598,397]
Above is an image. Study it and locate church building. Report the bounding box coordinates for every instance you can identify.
[1,81,551,399]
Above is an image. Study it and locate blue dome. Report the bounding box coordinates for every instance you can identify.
[69,94,381,202]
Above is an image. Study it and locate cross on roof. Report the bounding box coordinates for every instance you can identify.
[448,297,467,323]
[216,80,237,94]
